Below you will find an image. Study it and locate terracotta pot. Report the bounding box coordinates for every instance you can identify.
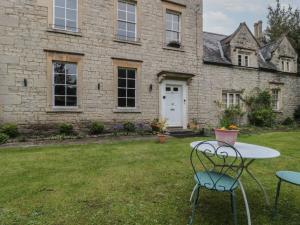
[157,134,167,144]
[214,129,239,146]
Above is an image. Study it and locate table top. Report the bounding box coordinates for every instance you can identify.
[190,141,281,159]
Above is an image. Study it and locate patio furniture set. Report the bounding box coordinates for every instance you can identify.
[188,140,300,225]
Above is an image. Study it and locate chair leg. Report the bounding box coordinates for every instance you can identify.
[273,179,282,218]
[231,191,238,225]
[238,180,252,225]
[189,185,200,225]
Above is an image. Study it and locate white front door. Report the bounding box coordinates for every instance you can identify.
[165,85,183,127]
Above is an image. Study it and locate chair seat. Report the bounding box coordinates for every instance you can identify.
[276,171,300,186]
[194,171,239,191]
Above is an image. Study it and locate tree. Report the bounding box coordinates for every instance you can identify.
[266,0,300,62]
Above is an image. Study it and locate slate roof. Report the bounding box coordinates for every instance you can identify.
[203,31,283,72]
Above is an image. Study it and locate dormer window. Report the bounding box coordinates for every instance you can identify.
[238,53,250,67]
[280,59,291,72]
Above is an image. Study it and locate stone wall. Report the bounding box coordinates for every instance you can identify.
[200,64,300,126]
[0,0,203,131]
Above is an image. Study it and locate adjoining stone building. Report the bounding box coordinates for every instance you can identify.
[0,0,299,133]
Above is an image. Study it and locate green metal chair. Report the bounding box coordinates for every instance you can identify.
[189,141,251,225]
[274,171,300,216]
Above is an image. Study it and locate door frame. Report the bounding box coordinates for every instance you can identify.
[159,79,188,129]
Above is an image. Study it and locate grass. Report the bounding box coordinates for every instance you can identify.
[0,132,299,225]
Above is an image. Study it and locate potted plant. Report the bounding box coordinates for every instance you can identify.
[151,118,168,143]
[214,124,239,146]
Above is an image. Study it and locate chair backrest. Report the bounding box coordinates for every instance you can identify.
[190,141,244,192]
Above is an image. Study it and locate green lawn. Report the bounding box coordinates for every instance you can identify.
[0,132,300,225]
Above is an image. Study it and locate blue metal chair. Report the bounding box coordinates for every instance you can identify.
[274,171,300,216]
[189,141,251,225]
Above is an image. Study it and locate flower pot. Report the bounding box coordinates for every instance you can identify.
[157,134,167,144]
[214,129,239,146]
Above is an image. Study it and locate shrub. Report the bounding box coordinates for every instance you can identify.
[220,106,244,128]
[282,117,295,126]
[59,123,74,135]
[246,90,276,127]
[90,122,105,135]
[0,133,9,145]
[1,124,19,138]
[112,124,123,136]
[294,106,300,123]
[123,122,136,134]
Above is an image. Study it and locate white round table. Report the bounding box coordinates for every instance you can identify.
[190,141,281,206]
[190,141,281,159]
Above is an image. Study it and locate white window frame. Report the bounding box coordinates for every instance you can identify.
[52,61,78,108]
[53,0,78,32]
[165,10,181,44]
[222,92,241,108]
[271,89,280,111]
[238,54,250,67]
[117,0,137,41]
[117,67,137,109]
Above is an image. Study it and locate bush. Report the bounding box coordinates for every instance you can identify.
[220,106,244,127]
[59,123,74,135]
[123,122,136,134]
[1,124,19,138]
[246,90,276,127]
[90,122,105,135]
[282,117,295,126]
[0,133,9,144]
[294,106,300,123]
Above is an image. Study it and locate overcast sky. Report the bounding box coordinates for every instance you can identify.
[204,0,300,35]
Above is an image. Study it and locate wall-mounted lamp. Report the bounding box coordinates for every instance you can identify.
[149,84,153,92]
[98,83,101,90]
[24,78,27,87]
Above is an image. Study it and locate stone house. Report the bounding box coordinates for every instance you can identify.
[0,0,299,133]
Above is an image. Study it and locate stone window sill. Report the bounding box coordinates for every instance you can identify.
[273,110,283,114]
[46,28,83,37]
[46,108,83,113]
[163,46,185,52]
[113,38,142,46]
[113,108,142,113]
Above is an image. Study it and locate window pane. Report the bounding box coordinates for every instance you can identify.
[229,94,234,105]
[55,0,65,7]
[127,3,135,13]
[118,98,126,107]
[66,96,77,106]
[55,74,65,84]
[222,94,227,104]
[54,18,65,29]
[117,29,126,39]
[66,0,77,9]
[67,85,77,95]
[127,23,136,33]
[54,62,65,73]
[66,9,76,21]
[127,70,135,79]
[166,13,173,22]
[55,96,65,106]
[55,7,65,18]
[55,85,66,95]
[118,88,126,97]
[118,79,126,88]
[66,75,77,85]
[127,98,135,107]
[118,1,126,11]
[118,21,126,30]
[66,64,77,75]
[127,79,135,88]
[127,89,135,97]
[118,10,126,20]
[127,13,135,23]
[118,68,126,78]
[66,20,77,30]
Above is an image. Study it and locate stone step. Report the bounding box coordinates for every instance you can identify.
[167,129,203,138]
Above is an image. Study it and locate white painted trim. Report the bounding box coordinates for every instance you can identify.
[159,79,188,129]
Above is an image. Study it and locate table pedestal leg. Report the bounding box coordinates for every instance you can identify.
[245,159,270,206]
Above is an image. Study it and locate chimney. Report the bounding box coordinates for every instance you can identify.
[254,20,263,44]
